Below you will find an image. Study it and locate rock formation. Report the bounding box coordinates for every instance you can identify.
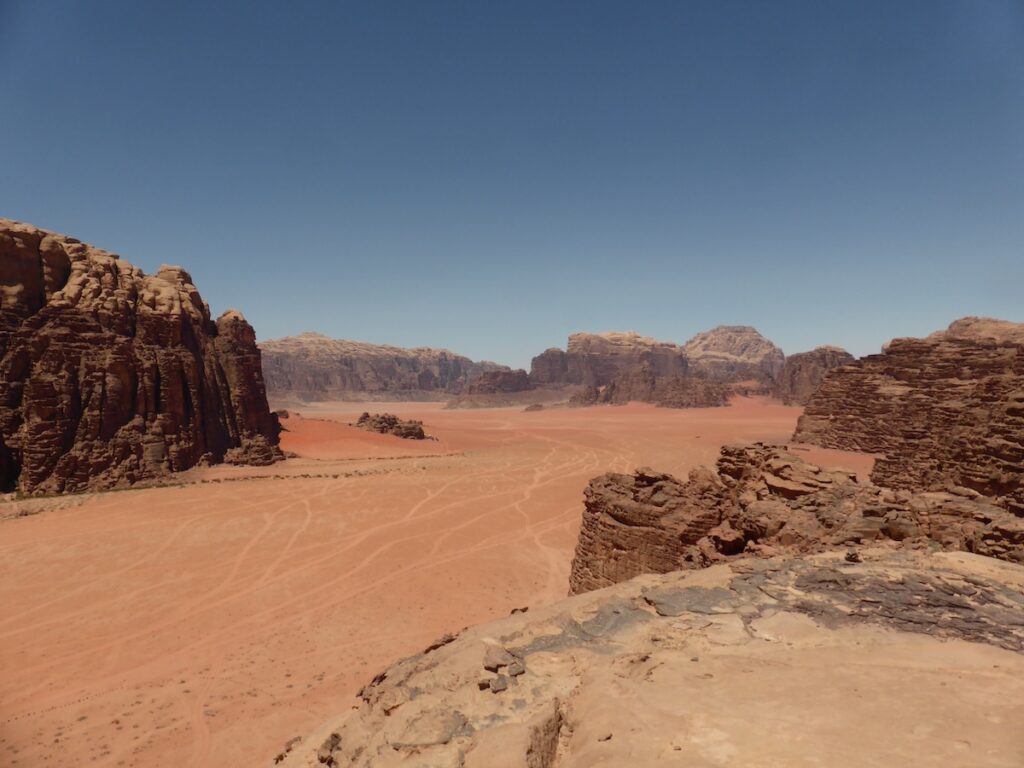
[279,548,1024,768]
[683,325,785,384]
[794,319,1024,514]
[260,333,507,403]
[465,369,532,395]
[569,365,729,409]
[527,347,568,385]
[934,315,1024,345]
[353,412,427,440]
[0,218,281,495]
[774,345,854,405]
[569,443,1024,594]
[529,332,688,387]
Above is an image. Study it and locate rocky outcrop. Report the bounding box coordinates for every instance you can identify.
[527,347,568,385]
[683,325,785,384]
[0,219,281,495]
[529,332,687,387]
[569,443,1024,594]
[794,319,1024,515]
[279,549,1024,768]
[465,369,531,395]
[353,412,427,440]
[774,346,854,405]
[570,365,729,409]
[261,333,507,402]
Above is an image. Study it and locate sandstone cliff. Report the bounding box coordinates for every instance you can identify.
[774,345,854,405]
[260,333,506,403]
[683,325,785,384]
[465,368,532,395]
[529,331,687,387]
[794,319,1024,515]
[277,548,1024,768]
[569,443,1023,594]
[570,365,729,409]
[0,218,281,495]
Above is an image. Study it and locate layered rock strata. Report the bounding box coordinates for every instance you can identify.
[280,549,1024,768]
[794,319,1024,514]
[569,443,1024,594]
[774,346,854,405]
[261,333,507,402]
[0,219,281,494]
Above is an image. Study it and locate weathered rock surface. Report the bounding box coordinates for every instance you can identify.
[0,219,281,494]
[465,369,532,395]
[353,412,427,440]
[683,324,785,384]
[530,332,688,387]
[934,315,1024,345]
[794,318,1024,514]
[569,443,1024,594]
[774,345,855,405]
[261,333,507,403]
[278,549,1024,768]
[569,365,729,409]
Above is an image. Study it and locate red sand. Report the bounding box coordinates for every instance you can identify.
[0,398,873,767]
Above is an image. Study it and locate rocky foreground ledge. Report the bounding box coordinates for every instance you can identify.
[570,443,1024,594]
[276,549,1024,767]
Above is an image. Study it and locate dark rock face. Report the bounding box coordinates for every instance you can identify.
[353,412,427,440]
[683,325,785,384]
[774,346,855,405]
[794,320,1024,515]
[569,365,729,409]
[529,332,687,387]
[465,369,531,394]
[528,347,568,385]
[569,443,1024,594]
[0,219,281,494]
[260,333,506,402]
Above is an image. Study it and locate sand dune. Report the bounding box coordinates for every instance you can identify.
[0,398,872,767]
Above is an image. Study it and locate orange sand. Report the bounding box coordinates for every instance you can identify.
[0,398,872,767]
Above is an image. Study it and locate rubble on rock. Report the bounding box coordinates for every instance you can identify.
[279,549,1024,768]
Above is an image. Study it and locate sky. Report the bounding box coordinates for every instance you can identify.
[1,1,1022,368]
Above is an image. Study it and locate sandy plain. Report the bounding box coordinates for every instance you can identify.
[0,398,873,767]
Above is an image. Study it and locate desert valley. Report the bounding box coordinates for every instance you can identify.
[1,217,1022,767]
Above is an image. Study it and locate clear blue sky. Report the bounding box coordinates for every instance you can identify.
[2,1,1021,367]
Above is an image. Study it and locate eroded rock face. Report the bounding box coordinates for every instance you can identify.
[569,365,729,409]
[465,369,532,395]
[279,549,1024,768]
[794,319,1024,515]
[528,347,568,385]
[529,332,688,387]
[261,333,506,402]
[683,325,785,384]
[774,346,855,405]
[0,219,281,494]
[568,443,1024,594]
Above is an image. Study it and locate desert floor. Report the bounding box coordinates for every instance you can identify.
[0,398,872,768]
